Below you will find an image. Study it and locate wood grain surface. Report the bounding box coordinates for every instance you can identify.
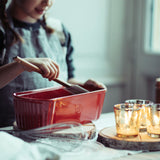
[97,126,160,151]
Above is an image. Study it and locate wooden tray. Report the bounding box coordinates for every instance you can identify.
[97,126,160,151]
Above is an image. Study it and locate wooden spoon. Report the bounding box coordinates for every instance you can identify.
[13,56,89,94]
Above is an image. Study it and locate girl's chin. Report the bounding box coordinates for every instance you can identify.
[34,13,45,19]
[31,15,44,21]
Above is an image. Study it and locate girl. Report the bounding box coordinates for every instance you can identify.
[0,0,106,127]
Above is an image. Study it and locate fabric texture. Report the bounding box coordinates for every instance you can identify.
[0,131,59,160]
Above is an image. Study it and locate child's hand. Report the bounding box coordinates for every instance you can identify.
[24,58,59,81]
[83,79,107,90]
[68,78,106,90]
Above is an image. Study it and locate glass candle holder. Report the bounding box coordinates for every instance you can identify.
[125,99,153,132]
[147,103,160,138]
[114,103,141,138]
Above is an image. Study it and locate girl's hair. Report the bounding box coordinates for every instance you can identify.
[0,0,54,46]
[41,15,55,34]
[0,0,23,45]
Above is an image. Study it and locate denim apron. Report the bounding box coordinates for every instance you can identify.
[0,18,68,127]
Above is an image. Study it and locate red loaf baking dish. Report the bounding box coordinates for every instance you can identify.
[13,86,106,130]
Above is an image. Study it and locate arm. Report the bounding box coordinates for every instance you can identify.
[0,57,60,89]
[62,24,75,81]
[0,61,24,88]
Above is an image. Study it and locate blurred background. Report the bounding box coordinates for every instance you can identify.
[49,0,160,113]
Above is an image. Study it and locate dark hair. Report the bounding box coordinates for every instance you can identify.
[0,0,54,46]
[41,15,55,34]
[0,0,23,45]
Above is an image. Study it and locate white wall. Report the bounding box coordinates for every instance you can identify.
[50,0,126,80]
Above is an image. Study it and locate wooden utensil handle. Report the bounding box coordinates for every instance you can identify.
[13,56,41,73]
[13,56,71,87]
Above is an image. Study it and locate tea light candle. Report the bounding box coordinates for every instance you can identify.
[114,103,141,138]
[125,99,153,132]
[147,104,160,138]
